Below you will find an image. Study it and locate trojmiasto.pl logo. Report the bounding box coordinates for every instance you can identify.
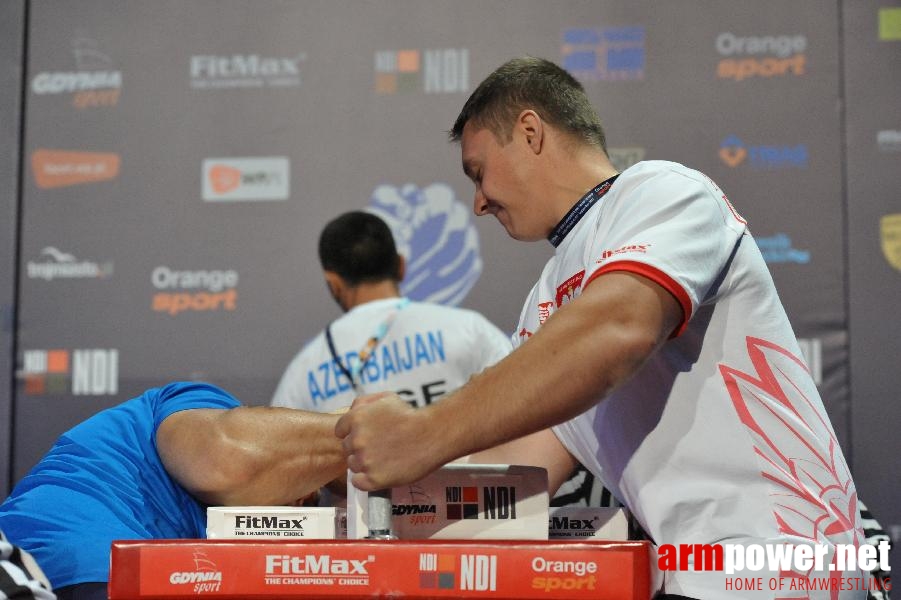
[27,246,113,281]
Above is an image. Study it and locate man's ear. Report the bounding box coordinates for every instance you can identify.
[517,109,544,155]
[323,271,344,308]
[396,254,406,282]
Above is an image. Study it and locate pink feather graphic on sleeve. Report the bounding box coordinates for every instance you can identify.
[719,337,863,599]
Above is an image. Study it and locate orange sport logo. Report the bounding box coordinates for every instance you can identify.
[151,265,239,316]
[31,149,120,189]
[715,32,807,81]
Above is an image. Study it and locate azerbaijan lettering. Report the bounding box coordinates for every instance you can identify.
[307,331,446,402]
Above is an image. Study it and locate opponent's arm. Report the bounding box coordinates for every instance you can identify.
[465,428,578,496]
[338,271,683,490]
[158,406,345,506]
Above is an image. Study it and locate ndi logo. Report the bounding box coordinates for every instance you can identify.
[374,49,469,94]
[419,553,456,590]
[367,183,482,305]
[22,348,119,396]
[720,135,808,170]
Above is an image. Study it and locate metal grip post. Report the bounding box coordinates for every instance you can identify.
[365,489,396,539]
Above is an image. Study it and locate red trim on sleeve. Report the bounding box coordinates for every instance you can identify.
[584,260,693,338]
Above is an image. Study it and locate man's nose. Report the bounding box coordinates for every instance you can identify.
[473,188,489,216]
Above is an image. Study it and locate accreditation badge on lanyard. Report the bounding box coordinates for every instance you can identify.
[325,298,411,393]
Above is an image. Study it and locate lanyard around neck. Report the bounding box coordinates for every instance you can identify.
[547,174,619,247]
[325,298,410,392]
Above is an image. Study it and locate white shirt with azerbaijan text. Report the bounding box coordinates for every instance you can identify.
[515,161,864,599]
[271,298,512,411]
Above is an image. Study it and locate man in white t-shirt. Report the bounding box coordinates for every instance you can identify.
[336,58,869,599]
[271,210,511,412]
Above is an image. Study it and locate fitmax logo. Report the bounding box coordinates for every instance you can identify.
[190,54,305,89]
[265,555,372,575]
[549,516,599,531]
[720,135,808,169]
[234,516,307,529]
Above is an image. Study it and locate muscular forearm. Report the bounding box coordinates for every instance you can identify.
[337,272,682,491]
[213,407,345,505]
[159,407,346,506]
[423,272,680,464]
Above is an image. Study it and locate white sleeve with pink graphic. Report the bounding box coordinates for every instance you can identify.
[519,161,866,599]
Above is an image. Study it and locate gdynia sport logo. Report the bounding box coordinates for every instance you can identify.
[657,541,891,594]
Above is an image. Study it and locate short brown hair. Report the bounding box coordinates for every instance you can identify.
[449,56,606,151]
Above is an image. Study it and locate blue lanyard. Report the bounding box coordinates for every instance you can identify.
[547,174,619,247]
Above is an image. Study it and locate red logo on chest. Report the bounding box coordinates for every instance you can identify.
[555,270,585,307]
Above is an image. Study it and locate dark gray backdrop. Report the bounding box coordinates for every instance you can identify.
[844,0,901,560]
[1,0,898,568]
[0,0,25,503]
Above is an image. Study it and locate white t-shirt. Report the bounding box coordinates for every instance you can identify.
[271,298,512,410]
[516,161,864,598]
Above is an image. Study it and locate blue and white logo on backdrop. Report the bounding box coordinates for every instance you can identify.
[367,183,482,306]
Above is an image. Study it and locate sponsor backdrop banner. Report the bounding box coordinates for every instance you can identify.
[3,0,899,555]
[844,0,901,571]
[0,0,25,500]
